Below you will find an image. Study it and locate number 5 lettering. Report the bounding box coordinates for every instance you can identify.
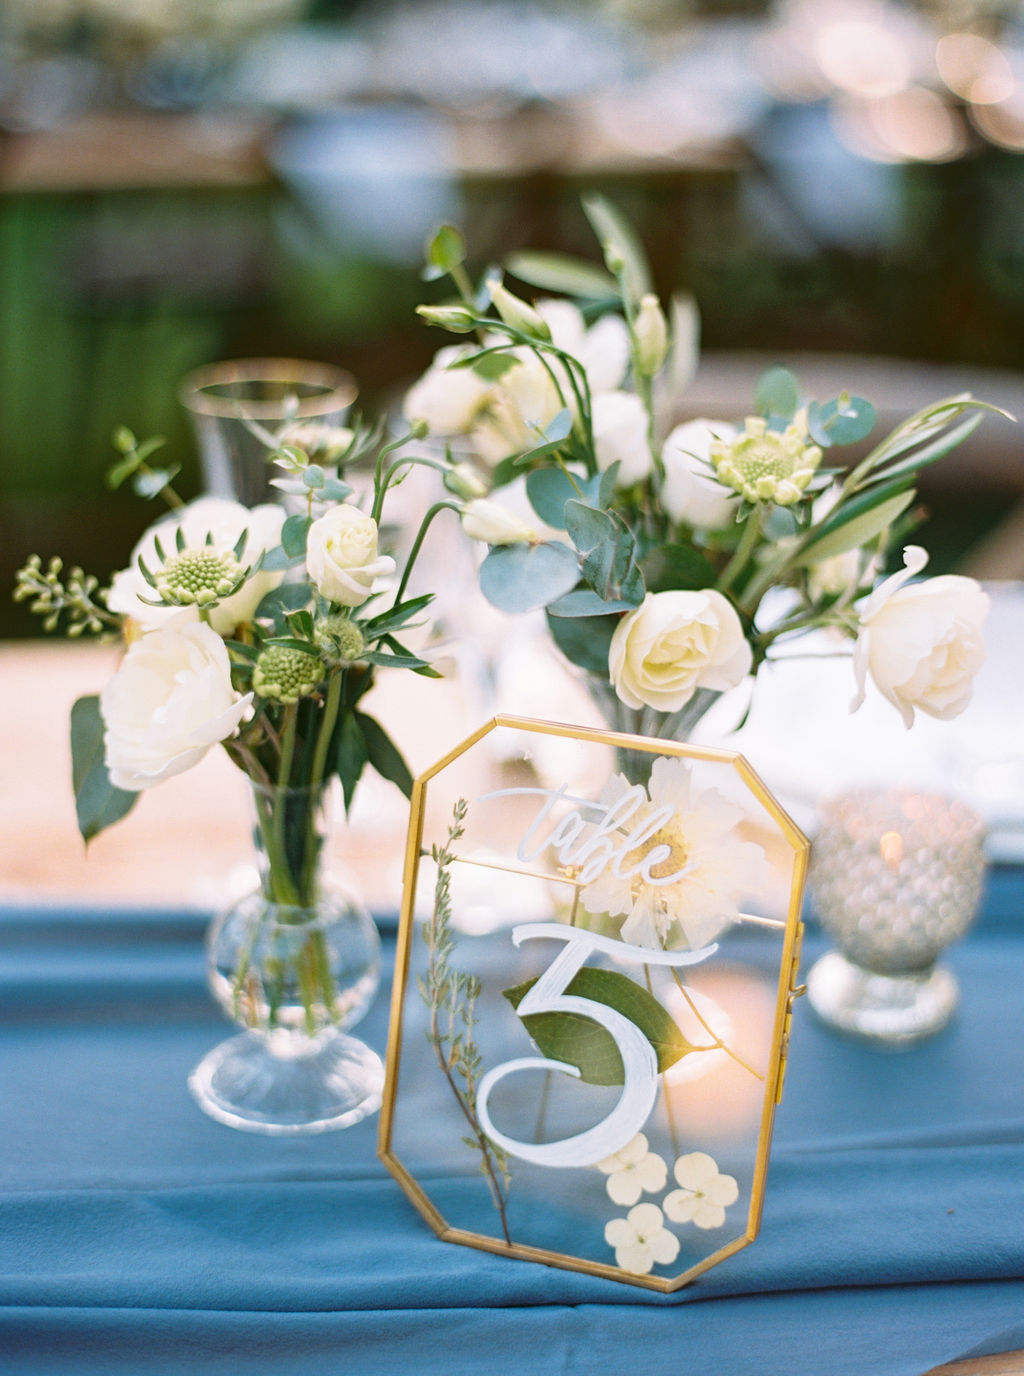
[476,924,716,1168]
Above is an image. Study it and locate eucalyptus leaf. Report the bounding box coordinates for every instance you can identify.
[282,513,311,558]
[565,501,644,606]
[525,467,597,529]
[260,545,304,572]
[70,695,137,843]
[547,589,635,617]
[302,465,326,490]
[478,541,580,612]
[255,582,313,623]
[545,608,619,674]
[504,249,619,300]
[504,967,696,1087]
[754,366,800,423]
[807,395,876,448]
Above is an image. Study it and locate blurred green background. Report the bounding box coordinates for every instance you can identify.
[3,0,1023,636]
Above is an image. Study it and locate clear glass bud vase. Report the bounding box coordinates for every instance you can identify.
[189,781,384,1134]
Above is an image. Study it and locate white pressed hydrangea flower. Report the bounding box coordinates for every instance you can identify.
[663,1152,739,1230]
[596,1133,668,1206]
[604,1203,680,1275]
[581,756,768,951]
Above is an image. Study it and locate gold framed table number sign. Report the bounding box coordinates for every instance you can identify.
[379,716,809,1291]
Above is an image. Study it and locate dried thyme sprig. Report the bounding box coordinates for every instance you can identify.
[418,798,512,1244]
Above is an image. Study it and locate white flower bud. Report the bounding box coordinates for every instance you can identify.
[632,293,669,377]
[461,498,536,545]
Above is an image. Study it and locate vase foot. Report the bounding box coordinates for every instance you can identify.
[189,1027,385,1134]
[806,950,958,1047]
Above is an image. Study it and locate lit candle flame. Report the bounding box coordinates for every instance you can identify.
[879,831,904,870]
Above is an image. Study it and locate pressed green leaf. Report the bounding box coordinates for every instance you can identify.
[281,513,311,557]
[504,249,619,300]
[581,194,652,305]
[479,542,580,612]
[641,544,717,593]
[355,711,414,798]
[504,967,696,1087]
[546,609,619,674]
[795,488,916,566]
[755,367,800,423]
[70,695,137,843]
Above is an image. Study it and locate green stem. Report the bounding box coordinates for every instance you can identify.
[717,506,763,595]
[393,500,461,606]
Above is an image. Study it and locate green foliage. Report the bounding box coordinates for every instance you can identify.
[545,608,619,674]
[422,224,467,281]
[70,695,137,843]
[581,194,653,306]
[807,395,876,447]
[504,249,619,301]
[525,466,600,529]
[504,967,696,1087]
[754,366,800,424]
[478,541,580,612]
[565,501,644,607]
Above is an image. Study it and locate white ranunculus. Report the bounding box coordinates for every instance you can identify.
[851,546,989,728]
[536,299,629,394]
[609,590,752,712]
[661,420,738,530]
[101,621,252,791]
[106,496,285,635]
[460,498,536,545]
[402,345,493,436]
[306,505,395,607]
[592,391,653,486]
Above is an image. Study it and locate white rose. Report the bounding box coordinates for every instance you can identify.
[461,498,536,545]
[609,590,752,712]
[592,391,652,487]
[402,345,493,436]
[101,621,252,791]
[106,496,285,635]
[306,505,395,607]
[851,546,989,728]
[536,299,629,394]
[661,420,738,530]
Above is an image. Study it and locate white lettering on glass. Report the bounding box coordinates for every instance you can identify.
[479,783,697,888]
[476,924,716,1168]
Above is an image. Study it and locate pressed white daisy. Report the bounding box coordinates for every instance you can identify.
[604,1203,680,1275]
[663,1152,739,1230]
[596,1133,668,1206]
[581,756,768,950]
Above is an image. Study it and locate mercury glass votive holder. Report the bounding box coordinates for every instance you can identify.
[180,358,357,506]
[807,788,985,1046]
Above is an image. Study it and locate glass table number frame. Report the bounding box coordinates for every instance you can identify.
[379,716,809,1292]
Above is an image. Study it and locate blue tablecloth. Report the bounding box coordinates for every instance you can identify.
[2,873,1023,1376]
